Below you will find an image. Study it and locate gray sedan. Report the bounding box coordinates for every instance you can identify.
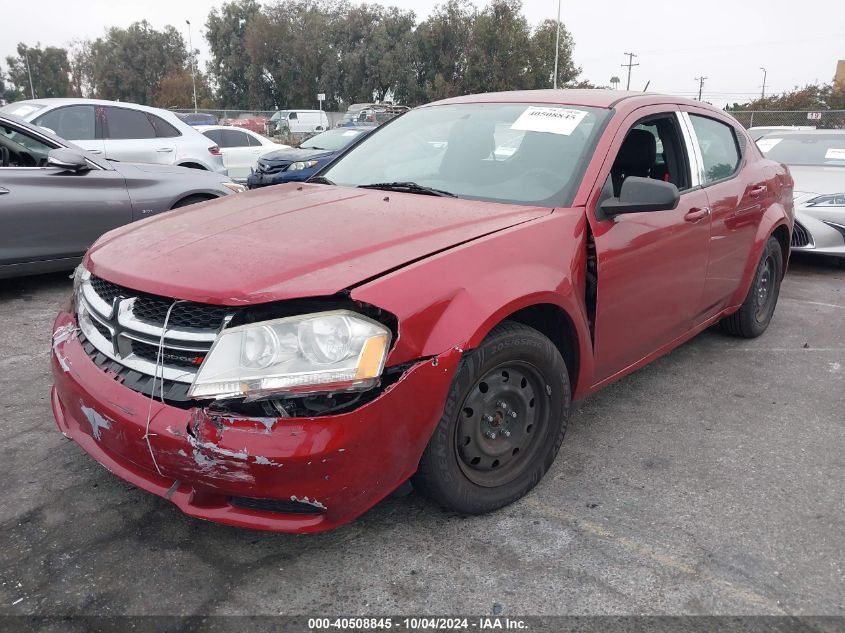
[756,130,845,266]
[0,114,245,279]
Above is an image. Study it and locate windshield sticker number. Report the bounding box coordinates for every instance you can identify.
[756,138,782,152]
[342,130,359,136]
[511,107,588,136]
[825,148,845,160]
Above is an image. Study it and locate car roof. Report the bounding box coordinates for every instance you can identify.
[429,89,708,110]
[758,129,845,136]
[7,97,181,117]
[195,125,262,133]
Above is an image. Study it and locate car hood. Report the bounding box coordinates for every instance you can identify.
[788,165,845,198]
[259,147,336,163]
[86,184,551,305]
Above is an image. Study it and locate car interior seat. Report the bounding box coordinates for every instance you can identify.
[611,128,657,195]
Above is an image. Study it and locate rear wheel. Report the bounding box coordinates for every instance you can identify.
[413,321,570,514]
[719,235,783,338]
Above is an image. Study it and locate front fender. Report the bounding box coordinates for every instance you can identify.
[351,210,596,398]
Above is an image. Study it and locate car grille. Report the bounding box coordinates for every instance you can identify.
[257,161,290,175]
[792,220,812,248]
[76,275,236,390]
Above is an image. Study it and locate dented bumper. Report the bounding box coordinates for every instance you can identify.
[50,311,460,533]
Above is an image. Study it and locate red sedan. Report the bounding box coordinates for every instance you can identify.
[51,90,793,532]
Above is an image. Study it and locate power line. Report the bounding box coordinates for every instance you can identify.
[621,52,639,90]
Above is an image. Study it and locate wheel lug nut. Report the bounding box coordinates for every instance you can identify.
[483,414,494,423]
[485,431,497,439]
[509,411,517,418]
[501,429,511,437]
[497,401,508,409]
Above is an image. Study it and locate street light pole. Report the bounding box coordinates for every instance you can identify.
[621,52,639,91]
[24,47,35,99]
[760,67,767,100]
[186,20,198,112]
[552,0,561,89]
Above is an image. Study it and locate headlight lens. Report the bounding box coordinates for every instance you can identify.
[807,193,845,207]
[222,181,247,193]
[72,264,90,310]
[286,160,318,171]
[188,310,391,400]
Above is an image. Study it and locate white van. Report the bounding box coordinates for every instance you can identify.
[266,110,329,136]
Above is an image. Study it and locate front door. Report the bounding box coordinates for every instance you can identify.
[590,107,712,384]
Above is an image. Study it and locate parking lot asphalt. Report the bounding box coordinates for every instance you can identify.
[0,255,843,617]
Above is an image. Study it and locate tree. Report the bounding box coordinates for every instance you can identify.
[414,0,476,102]
[5,43,72,98]
[206,0,271,110]
[464,0,533,95]
[610,76,620,89]
[85,21,189,104]
[155,69,216,109]
[527,18,579,89]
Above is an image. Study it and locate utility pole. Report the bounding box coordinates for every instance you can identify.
[621,52,638,91]
[695,76,707,101]
[186,20,198,112]
[759,67,767,100]
[553,0,562,89]
[24,47,35,99]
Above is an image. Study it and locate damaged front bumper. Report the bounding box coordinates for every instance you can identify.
[50,311,460,533]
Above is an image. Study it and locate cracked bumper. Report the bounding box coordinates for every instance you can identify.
[50,311,460,533]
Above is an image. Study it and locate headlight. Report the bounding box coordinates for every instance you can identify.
[807,193,845,207]
[222,181,247,193]
[188,310,392,400]
[286,160,318,171]
[72,264,90,310]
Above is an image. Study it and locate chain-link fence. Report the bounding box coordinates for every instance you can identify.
[726,110,845,130]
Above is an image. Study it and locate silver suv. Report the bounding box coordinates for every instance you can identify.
[0,98,227,174]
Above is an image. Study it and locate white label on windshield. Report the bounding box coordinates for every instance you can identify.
[342,130,359,136]
[756,138,782,152]
[825,148,845,160]
[511,107,587,136]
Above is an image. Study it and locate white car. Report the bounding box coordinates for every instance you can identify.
[196,125,289,183]
[757,130,845,266]
[0,98,227,174]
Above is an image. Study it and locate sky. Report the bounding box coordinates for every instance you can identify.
[2,0,844,108]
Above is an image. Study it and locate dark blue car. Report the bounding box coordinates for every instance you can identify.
[247,127,371,189]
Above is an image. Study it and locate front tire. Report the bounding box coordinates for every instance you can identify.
[413,321,570,514]
[719,235,783,338]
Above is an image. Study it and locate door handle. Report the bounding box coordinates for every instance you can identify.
[156,148,174,153]
[749,185,767,198]
[684,207,710,222]
[0,187,9,195]
[88,149,103,154]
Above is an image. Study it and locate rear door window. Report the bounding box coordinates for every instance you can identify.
[202,129,223,145]
[34,105,96,141]
[148,114,181,138]
[689,115,741,184]
[220,129,251,148]
[105,107,156,140]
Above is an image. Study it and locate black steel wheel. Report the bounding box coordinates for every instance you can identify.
[413,321,570,514]
[719,235,783,338]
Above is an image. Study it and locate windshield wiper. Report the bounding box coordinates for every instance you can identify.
[308,175,335,185]
[358,181,458,198]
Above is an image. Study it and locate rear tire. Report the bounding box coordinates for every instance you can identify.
[718,235,783,338]
[413,321,570,514]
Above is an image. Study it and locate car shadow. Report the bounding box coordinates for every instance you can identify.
[0,271,72,302]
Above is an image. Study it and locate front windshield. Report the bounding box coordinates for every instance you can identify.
[322,102,609,206]
[757,134,845,167]
[301,128,364,151]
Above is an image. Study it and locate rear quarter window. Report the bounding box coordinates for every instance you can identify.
[689,115,742,184]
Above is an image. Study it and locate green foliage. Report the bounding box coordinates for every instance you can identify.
[5,43,71,98]
[84,21,188,104]
[528,18,580,89]
[729,83,844,112]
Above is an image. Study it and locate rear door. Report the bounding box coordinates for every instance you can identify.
[32,104,105,156]
[681,108,767,314]
[589,106,712,383]
[219,129,260,181]
[102,106,176,165]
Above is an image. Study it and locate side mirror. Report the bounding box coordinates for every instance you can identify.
[599,176,680,219]
[47,148,90,173]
